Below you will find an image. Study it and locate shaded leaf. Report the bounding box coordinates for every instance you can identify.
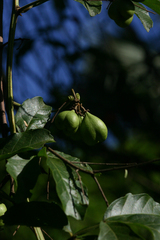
[73,223,99,239]
[46,151,89,220]
[98,221,143,240]
[15,96,52,132]
[0,129,55,161]
[6,155,34,188]
[98,193,160,240]
[74,0,102,16]
[38,147,50,173]
[3,201,67,228]
[134,2,153,32]
[6,156,40,202]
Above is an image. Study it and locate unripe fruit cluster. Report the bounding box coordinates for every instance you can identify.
[55,110,108,146]
[108,0,136,28]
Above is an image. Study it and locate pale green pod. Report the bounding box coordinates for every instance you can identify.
[80,112,108,146]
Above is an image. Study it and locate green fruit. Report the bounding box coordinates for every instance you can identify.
[75,93,80,101]
[119,0,135,18]
[80,112,108,146]
[108,1,118,20]
[55,110,79,135]
[0,204,7,217]
[70,115,84,141]
[115,15,134,28]
[108,0,134,28]
[68,95,74,101]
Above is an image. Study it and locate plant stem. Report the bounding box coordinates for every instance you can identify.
[6,1,19,134]
[93,175,109,207]
[0,0,8,138]
[17,0,49,14]
[34,227,45,240]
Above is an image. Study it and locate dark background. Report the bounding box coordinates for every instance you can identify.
[1,0,160,239]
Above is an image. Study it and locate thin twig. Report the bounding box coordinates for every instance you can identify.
[93,158,160,173]
[17,0,49,14]
[0,38,30,49]
[71,161,136,166]
[50,101,67,123]
[13,101,21,106]
[13,225,20,236]
[42,229,54,240]
[93,175,109,207]
[47,147,160,175]
[133,3,156,15]
[47,147,94,175]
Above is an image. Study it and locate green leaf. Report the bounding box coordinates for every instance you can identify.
[143,0,160,15]
[6,155,40,202]
[46,151,89,220]
[6,155,34,188]
[134,2,153,32]
[15,96,52,132]
[98,193,160,240]
[98,221,143,240]
[3,201,67,228]
[38,147,49,173]
[74,0,102,16]
[0,129,55,161]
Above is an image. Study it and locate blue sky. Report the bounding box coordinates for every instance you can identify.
[3,1,160,104]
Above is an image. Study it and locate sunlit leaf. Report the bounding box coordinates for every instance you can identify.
[15,96,52,132]
[74,0,102,16]
[46,151,89,220]
[134,2,153,32]
[98,193,160,240]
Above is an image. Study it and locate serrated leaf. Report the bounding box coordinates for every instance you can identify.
[74,0,102,16]
[46,151,89,220]
[143,0,160,15]
[3,201,67,227]
[134,2,153,32]
[0,129,55,161]
[15,96,52,132]
[98,193,160,240]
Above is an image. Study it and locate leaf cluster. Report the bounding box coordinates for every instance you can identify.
[1,96,160,240]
